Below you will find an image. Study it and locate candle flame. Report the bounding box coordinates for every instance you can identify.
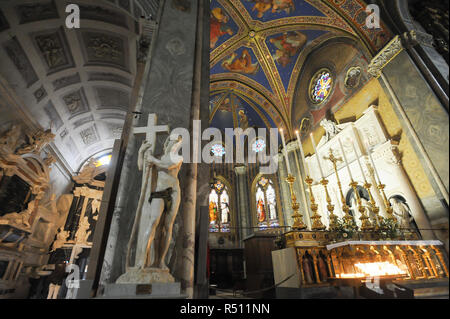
[336,262,407,278]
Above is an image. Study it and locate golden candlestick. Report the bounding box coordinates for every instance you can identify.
[349,181,374,231]
[377,183,397,223]
[324,149,354,227]
[286,174,307,230]
[320,178,338,230]
[304,176,325,230]
[362,182,381,229]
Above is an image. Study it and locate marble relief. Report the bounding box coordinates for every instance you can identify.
[80,125,100,146]
[33,28,74,74]
[62,88,90,118]
[82,31,127,69]
[106,123,123,139]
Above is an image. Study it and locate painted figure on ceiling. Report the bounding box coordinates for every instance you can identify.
[270,31,307,67]
[222,49,259,74]
[238,110,249,130]
[250,0,272,18]
[249,0,295,18]
[210,7,234,49]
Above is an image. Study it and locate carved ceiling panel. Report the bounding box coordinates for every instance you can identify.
[32,28,75,75]
[81,30,128,71]
[0,0,150,173]
[62,88,90,119]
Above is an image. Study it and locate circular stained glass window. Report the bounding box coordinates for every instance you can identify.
[310,69,333,104]
[252,139,266,153]
[211,144,225,157]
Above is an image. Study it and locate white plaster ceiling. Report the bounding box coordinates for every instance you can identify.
[0,0,159,173]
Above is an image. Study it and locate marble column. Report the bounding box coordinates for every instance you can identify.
[98,0,202,293]
[374,142,435,240]
[235,165,250,241]
[385,144,435,240]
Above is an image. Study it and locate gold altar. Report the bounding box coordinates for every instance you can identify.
[282,230,449,288]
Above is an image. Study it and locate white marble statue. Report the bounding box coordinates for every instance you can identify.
[390,197,413,229]
[0,199,36,228]
[74,216,91,244]
[134,135,183,270]
[318,119,350,147]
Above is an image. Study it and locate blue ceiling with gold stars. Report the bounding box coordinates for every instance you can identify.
[209,0,392,137]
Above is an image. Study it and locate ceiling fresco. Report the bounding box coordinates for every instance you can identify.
[209,0,392,138]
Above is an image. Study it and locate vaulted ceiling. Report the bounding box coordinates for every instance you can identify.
[209,0,392,139]
[0,0,158,173]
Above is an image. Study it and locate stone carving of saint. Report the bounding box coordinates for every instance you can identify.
[317,119,350,147]
[73,158,98,184]
[16,129,55,155]
[51,227,69,251]
[350,196,361,228]
[390,198,413,229]
[134,136,183,270]
[91,199,101,221]
[1,199,36,228]
[74,216,91,244]
[0,125,22,154]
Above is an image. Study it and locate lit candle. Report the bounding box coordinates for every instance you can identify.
[310,133,325,179]
[338,138,353,181]
[352,141,367,183]
[367,146,382,185]
[280,128,291,174]
[295,130,310,176]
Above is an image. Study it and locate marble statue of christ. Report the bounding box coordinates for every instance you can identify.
[134,135,183,270]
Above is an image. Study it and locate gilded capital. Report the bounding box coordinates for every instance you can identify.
[368,35,404,78]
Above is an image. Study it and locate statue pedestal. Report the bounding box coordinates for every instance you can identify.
[101,268,184,299]
[116,267,175,284]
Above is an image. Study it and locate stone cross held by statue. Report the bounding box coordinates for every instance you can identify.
[133,114,170,152]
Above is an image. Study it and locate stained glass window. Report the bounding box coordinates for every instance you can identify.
[310,69,332,104]
[209,180,231,233]
[211,144,225,157]
[252,139,266,153]
[255,177,279,230]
